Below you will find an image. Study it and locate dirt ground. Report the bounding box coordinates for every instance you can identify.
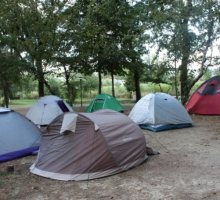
[1,105,220,200]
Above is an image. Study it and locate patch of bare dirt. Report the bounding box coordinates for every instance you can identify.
[1,106,220,200]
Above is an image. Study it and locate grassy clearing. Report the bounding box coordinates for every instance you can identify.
[9,97,134,108]
[9,99,37,106]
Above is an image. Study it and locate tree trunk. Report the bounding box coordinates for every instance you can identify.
[66,78,73,107]
[62,64,75,106]
[44,80,56,95]
[186,14,215,96]
[3,81,9,108]
[98,63,102,94]
[129,40,141,101]
[111,68,115,97]
[180,53,190,105]
[35,59,56,97]
[36,59,44,97]
[1,70,9,107]
[38,80,44,97]
[134,67,141,102]
[179,0,192,105]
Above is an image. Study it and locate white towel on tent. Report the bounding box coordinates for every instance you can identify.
[60,113,78,134]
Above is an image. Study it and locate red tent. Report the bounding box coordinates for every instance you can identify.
[186,76,220,115]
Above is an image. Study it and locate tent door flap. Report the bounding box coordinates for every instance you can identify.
[92,99,104,111]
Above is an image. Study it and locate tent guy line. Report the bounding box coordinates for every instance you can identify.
[145,130,170,154]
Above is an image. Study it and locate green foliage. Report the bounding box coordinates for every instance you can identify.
[139,82,172,95]
[9,73,38,99]
[82,75,99,97]
[44,77,63,97]
[63,78,78,104]
[190,81,202,95]
[141,55,172,85]
[201,68,213,81]
[25,91,39,99]
[124,73,135,93]
[1,0,220,105]
[148,0,220,104]
[103,79,111,87]
[125,54,177,95]
[102,86,112,95]
[213,67,220,76]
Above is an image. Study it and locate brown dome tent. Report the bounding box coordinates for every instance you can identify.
[30,109,147,181]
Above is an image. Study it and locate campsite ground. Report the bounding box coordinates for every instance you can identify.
[1,105,220,200]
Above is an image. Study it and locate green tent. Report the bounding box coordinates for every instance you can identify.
[86,94,124,113]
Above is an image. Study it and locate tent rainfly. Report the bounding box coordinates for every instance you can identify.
[26,95,73,126]
[0,107,42,163]
[30,109,147,181]
[85,93,124,113]
[186,76,220,115]
[129,93,193,132]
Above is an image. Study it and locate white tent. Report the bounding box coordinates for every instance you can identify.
[26,95,73,126]
[0,107,42,163]
[129,93,193,132]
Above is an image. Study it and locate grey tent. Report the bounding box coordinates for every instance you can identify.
[26,95,73,126]
[0,107,42,163]
[129,93,193,132]
[30,109,147,181]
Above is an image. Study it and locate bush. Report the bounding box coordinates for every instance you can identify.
[26,91,39,99]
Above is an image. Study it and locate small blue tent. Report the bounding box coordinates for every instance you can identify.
[0,107,42,163]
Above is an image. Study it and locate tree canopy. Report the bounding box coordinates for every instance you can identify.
[1,0,220,105]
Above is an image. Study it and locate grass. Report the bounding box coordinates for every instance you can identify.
[9,99,37,106]
[9,97,135,107]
